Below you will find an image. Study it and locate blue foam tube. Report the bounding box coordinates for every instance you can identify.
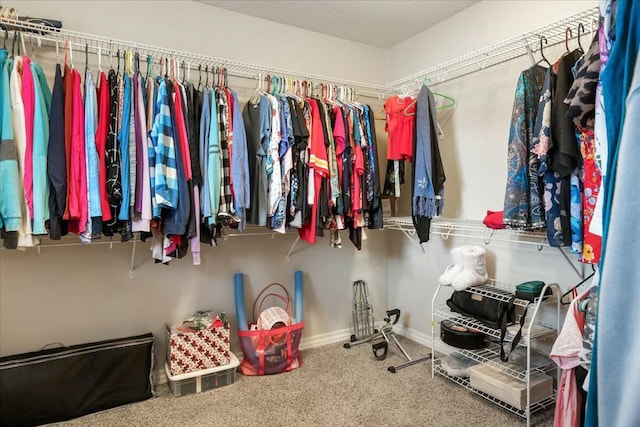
[294,270,303,323]
[234,273,248,330]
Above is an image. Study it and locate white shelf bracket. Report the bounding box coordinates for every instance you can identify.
[483,230,495,245]
[285,235,301,263]
[400,229,426,257]
[557,247,585,279]
[441,227,454,240]
[523,35,535,65]
[129,240,137,279]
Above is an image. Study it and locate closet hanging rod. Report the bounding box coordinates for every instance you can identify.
[387,6,599,88]
[0,17,389,97]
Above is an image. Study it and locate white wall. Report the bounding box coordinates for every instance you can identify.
[386,0,597,341]
[14,0,387,85]
[0,1,389,363]
[386,0,597,83]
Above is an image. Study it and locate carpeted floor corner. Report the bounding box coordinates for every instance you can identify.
[50,338,554,427]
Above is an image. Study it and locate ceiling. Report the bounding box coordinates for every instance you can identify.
[197,1,479,48]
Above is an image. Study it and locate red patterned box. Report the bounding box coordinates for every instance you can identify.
[166,316,231,376]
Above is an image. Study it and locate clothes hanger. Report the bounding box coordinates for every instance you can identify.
[197,64,202,88]
[205,65,209,86]
[19,31,25,58]
[68,39,74,69]
[435,92,456,110]
[577,23,585,52]
[212,66,217,88]
[560,265,597,305]
[146,55,152,78]
[565,28,572,53]
[28,32,37,62]
[116,50,121,75]
[249,73,262,104]
[10,31,17,58]
[84,43,89,81]
[538,35,550,67]
[97,45,102,74]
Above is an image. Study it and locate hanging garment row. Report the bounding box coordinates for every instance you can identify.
[382,83,448,243]
[0,43,384,265]
[243,79,384,250]
[502,23,602,265]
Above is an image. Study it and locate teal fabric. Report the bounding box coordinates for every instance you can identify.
[593,49,640,426]
[84,71,101,219]
[118,74,132,220]
[587,1,640,425]
[31,63,51,115]
[0,51,20,231]
[31,62,50,235]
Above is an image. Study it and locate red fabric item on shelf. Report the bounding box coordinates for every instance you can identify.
[483,210,506,229]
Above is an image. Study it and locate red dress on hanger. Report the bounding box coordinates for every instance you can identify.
[384,95,416,161]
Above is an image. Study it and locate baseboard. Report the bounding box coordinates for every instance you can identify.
[393,325,433,348]
[298,328,352,350]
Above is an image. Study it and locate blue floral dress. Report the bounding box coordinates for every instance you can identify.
[504,64,547,229]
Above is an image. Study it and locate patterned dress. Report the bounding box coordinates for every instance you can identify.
[531,67,565,246]
[503,64,547,229]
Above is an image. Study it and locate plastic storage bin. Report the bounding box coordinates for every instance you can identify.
[165,353,239,396]
[469,363,553,410]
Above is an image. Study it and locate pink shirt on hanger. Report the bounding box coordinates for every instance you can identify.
[21,56,35,219]
[66,69,87,234]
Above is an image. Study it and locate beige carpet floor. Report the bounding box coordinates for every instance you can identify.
[50,338,554,427]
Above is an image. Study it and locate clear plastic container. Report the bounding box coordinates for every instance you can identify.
[165,353,239,396]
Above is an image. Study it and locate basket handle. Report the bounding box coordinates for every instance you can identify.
[252,283,292,322]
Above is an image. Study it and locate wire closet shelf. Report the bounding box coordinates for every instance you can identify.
[0,7,599,97]
[383,217,549,248]
[0,17,390,99]
[387,6,599,89]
